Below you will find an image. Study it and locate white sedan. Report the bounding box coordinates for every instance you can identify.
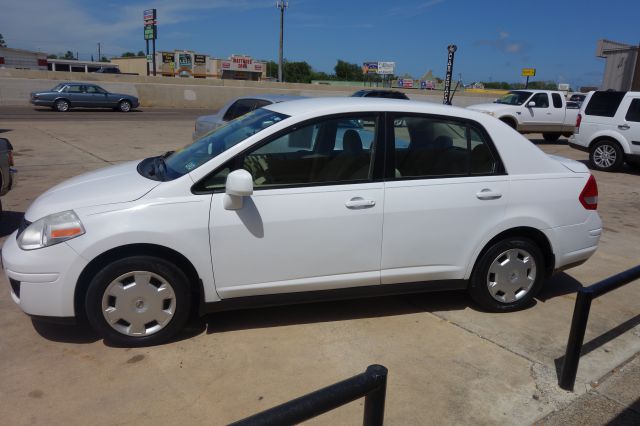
[3,98,602,346]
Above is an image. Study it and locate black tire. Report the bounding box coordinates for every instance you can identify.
[54,99,70,112]
[469,238,545,312]
[85,256,191,346]
[500,118,517,130]
[589,139,623,172]
[118,100,132,112]
[542,133,561,142]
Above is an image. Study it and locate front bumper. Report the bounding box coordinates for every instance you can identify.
[2,230,88,318]
[30,99,52,107]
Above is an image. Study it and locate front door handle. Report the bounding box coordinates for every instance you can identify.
[476,188,502,200]
[618,124,630,130]
[345,197,376,209]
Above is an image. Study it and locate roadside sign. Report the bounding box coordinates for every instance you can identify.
[146,54,153,63]
[144,24,157,40]
[522,68,536,77]
[397,79,403,87]
[362,62,378,74]
[378,62,395,75]
[143,9,156,22]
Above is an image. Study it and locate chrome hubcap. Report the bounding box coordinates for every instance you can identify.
[121,102,130,112]
[593,145,616,168]
[487,248,536,303]
[101,271,176,337]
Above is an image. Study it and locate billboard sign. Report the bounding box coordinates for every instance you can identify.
[362,62,378,74]
[221,55,264,73]
[143,9,156,22]
[378,62,395,75]
[162,52,174,63]
[144,24,157,40]
[178,53,192,68]
[194,54,206,64]
[522,68,536,77]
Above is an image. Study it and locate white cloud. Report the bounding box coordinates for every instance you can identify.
[0,0,268,58]
[475,31,527,55]
[389,0,446,17]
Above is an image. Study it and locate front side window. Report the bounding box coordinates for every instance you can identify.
[625,98,640,122]
[198,115,378,191]
[86,85,106,94]
[495,91,532,105]
[223,99,259,121]
[529,93,549,108]
[161,108,288,179]
[393,115,498,178]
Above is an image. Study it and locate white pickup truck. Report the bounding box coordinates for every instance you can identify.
[468,90,580,141]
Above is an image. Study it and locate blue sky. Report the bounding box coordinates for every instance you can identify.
[2,0,639,88]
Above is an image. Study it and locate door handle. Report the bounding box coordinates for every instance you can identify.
[476,189,502,200]
[345,197,376,209]
[618,124,630,130]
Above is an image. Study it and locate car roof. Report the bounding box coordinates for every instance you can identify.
[242,94,306,103]
[265,97,482,120]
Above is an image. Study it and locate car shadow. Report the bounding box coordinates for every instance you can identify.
[577,159,640,176]
[528,137,570,145]
[535,272,584,302]
[200,290,473,335]
[0,210,24,237]
[32,319,100,344]
[33,108,142,113]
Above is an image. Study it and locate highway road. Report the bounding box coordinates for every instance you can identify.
[0,106,207,121]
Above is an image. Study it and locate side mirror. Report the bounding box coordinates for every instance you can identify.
[527,101,536,108]
[223,169,253,210]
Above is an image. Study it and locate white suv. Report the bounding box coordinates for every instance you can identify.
[569,91,640,171]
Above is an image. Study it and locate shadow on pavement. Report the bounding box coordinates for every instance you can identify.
[608,396,640,425]
[529,137,570,145]
[553,314,640,380]
[0,211,24,237]
[203,290,472,335]
[32,319,100,344]
[536,272,584,302]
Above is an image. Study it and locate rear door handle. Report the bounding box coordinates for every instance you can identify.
[345,197,376,209]
[476,189,502,200]
[618,124,630,130]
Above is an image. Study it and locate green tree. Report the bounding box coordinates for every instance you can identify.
[47,54,58,59]
[334,59,362,81]
[121,51,137,57]
[266,60,278,79]
[137,50,145,57]
[0,33,6,48]
[100,56,109,62]
[63,51,76,60]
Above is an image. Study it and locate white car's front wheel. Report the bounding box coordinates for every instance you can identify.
[469,238,545,312]
[85,256,191,346]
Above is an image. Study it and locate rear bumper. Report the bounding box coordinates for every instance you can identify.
[544,212,602,271]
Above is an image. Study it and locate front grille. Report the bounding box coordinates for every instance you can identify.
[9,278,20,298]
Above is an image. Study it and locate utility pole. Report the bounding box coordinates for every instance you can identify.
[97,43,101,61]
[276,1,288,83]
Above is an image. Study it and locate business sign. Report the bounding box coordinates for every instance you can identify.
[378,61,395,75]
[162,52,174,63]
[144,24,157,40]
[420,80,435,90]
[401,79,414,88]
[194,54,206,64]
[178,53,192,67]
[221,55,264,73]
[443,44,457,105]
[362,62,378,74]
[522,68,536,77]
[143,9,156,22]
[146,54,153,63]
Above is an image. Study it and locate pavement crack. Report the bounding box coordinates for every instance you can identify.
[33,126,112,164]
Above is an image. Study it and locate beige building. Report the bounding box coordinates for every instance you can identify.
[112,51,267,80]
[0,47,47,70]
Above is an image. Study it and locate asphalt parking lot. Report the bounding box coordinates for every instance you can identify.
[0,106,638,425]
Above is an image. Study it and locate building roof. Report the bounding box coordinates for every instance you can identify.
[0,46,47,56]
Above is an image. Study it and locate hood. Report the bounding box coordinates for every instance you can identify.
[466,103,508,113]
[25,160,160,221]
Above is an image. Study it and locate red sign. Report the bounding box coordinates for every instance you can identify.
[402,79,414,88]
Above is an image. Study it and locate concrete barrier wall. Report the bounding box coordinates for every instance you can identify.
[0,69,496,110]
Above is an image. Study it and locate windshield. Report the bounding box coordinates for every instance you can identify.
[495,91,532,105]
[158,108,289,179]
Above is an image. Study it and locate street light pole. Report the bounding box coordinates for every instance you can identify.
[276,1,288,83]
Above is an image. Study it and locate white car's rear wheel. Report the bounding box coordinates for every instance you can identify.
[590,140,623,172]
[469,238,545,311]
[85,256,191,346]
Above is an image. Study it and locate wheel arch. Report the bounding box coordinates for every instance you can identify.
[470,227,555,281]
[498,115,518,130]
[589,133,630,154]
[53,97,71,106]
[74,243,203,319]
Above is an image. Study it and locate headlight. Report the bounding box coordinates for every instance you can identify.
[483,111,495,117]
[17,210,85,250]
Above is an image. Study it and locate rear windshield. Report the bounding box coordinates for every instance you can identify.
[584,91,626,117]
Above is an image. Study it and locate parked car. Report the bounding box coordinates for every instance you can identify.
[468,90,579,141]
[569,93,587,107]
[3,98,602,346]
[93,67,121,74]
[30,82,139,112]
[0,137,16,211]
[352,89,410,100]
[193,94,305,140]
[569,90,640,171]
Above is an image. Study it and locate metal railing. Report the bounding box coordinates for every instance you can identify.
[230,365,388,426]
[559,265,640,391]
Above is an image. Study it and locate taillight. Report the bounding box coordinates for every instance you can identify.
[575,113,582,134]
[579,174,598,210]
[8,151,13,167]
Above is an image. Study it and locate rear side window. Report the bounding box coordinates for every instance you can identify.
[223,99,257,121]
[585,91,626,117]
[552,93,563,108]
[625,99,640,122]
